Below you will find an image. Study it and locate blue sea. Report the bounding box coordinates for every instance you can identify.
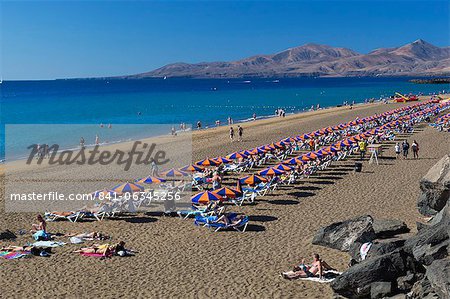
[1,77,448,160]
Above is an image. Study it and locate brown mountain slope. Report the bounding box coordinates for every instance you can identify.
[124,39,450,78]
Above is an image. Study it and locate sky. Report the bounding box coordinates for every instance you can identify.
[1,0,449,80]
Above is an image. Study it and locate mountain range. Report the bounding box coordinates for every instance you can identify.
[123,39,450,79]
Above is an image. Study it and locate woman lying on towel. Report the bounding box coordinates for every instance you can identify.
[1,245,51,257]
[281,253,335,280]
[74,241,134,257]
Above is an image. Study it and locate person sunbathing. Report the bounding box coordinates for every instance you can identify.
[74,241,131,256]
[73,243,112,255]
[282,254,335,280]
[215,214,246,225]
[66,231,110,240]
[1,245,34,252]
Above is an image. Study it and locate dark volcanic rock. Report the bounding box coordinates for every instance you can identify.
[312,215,376,251]
[426,258,450,298]
[331,250,408,298]
[349,239,405,261]
[0,230,16,240]
[373,219,409,238]
[417,154,450,216]
[404,220,449,266]
[410,277,441,299]
[370,281,392,298]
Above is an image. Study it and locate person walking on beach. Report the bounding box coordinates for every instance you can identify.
[237,125,243,142]
[197,121,202,130]
[229,127,234,142]
[402,140,410,159]
[95,135,100,146]
[150,160,159,177]
[252,113,256,121]
[412,140,419,159]
[395,142,401,159]
[80,137,85,149]
[358,140,367,160]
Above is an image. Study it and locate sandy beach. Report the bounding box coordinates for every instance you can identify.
[1,97,449,298]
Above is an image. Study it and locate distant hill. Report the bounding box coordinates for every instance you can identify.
[121,39,450,79]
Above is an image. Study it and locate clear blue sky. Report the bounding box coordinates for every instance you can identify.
[1,0,449,80]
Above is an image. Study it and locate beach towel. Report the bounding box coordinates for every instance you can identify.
[0,251,31,259]
[360,242,372,261]
[70,237,84,244]
[32,241,66,248]
[284,270,341,283]
[32,230,51,241]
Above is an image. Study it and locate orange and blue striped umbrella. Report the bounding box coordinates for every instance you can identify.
[180,164,205,172]
[91,189,121,199]
[161,168,189,177]
[112,182,144,193]
[135,176,166,184]
[258,167,285,176]
[227,152,248,159]
[275,163,294,171]
[310,151,324,159]
[195,158,220,166]
[240,150,253,156]
[283,157,303,165]
[239,174,267,185]
[316,149,329,156]
[191,191,222,204]
[283,137,296,143]
[250,147,267,155]
[214,157,232,164]
[213,187,242,199]
[301,155,311,161]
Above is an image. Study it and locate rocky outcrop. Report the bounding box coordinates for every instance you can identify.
[316,156,450,298]
[372,219,409,238]
[312,215,376,251]
[417,154,450,216]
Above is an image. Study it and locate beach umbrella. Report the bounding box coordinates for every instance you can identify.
[282,157,303,165]
[239,174,267,185]
[307,152,319,160]
[316,149,329,156]
[195,158,220,166]
[227,152,247,159]
[325,127,333,133]
[274,163,294,171]
[180,164,205,172]
[161,168,189,177]
[135,176,166,184]
[112,182,144,193]
[240,150,253,156]
[213,187,242,199]
[283,137,296,143]
[249,147,266,155]
[261,145,275,151]
[191,191,222,204]
[214,157,232,164]
[301,154,311,161]
[258,167,285,176]
[91,189,120,199]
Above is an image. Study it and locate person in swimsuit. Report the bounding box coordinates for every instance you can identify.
[31,215,47,233]
[281,253,335,280]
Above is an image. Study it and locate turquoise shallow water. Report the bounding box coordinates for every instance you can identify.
[1,77,448,160]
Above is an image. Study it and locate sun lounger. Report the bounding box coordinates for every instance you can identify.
[194,213,249,232]
[44,211,84,222]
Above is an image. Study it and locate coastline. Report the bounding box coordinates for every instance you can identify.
[1,94,449,298]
